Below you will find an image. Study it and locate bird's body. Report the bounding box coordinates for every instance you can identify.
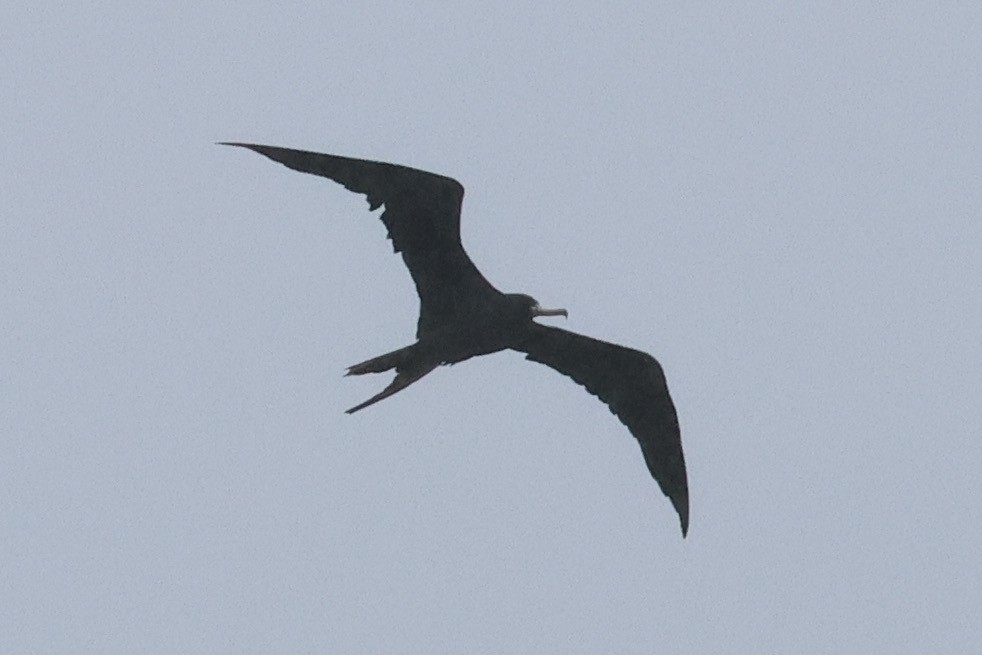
[343,291,567,413]
[222,142,690,536]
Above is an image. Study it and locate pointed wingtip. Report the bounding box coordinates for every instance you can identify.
[677,496,689,538]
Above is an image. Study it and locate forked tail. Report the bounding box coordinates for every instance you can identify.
[345,344,437,414]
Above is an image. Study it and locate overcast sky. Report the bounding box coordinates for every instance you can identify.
[3,2,981,653]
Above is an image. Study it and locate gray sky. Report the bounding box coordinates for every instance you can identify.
[3,2,980,652]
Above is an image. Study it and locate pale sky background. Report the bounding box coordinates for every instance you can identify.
[3,2,981,653]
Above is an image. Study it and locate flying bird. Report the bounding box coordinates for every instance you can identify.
[221,142,689,536]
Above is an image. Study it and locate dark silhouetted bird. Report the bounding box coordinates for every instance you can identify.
[222,142,689,536]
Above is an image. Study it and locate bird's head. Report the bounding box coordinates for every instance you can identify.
[510,293,568,321]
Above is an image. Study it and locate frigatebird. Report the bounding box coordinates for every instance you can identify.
[221,142,689,536]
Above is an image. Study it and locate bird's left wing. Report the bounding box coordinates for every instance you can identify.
[220,142,500,337]
[513,323,689,536]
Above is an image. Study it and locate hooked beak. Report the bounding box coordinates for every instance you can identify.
[531,304,568,319]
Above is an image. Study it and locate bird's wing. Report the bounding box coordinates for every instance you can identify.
[513,323,689,536]
[221,142,499,337]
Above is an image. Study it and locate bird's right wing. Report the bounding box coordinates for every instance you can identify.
[514,323,689,536]
[220,143,500,336]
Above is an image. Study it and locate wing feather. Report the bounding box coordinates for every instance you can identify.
[515,323,689,536]
[221,143,499,336]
